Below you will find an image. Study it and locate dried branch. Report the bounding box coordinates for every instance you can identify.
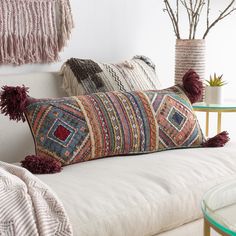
[207,0,210,28]
[180,0,205,39]
[164,0,181,39]
[220,7,236,19]
[163,0,236,39]
[192,0,205,39]
[180,0,192,39]
[203,0,236,39]
[189,0,193,12]
[176,0,179,25]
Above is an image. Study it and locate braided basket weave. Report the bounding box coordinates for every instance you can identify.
[175,39,205,100]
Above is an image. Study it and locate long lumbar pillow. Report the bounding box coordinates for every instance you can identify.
[0,70,229,174]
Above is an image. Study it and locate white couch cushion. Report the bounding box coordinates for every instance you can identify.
[37,142,236,236]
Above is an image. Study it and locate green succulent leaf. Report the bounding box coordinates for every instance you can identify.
[205,74,227,87]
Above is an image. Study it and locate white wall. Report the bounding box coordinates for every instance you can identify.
[0,0,175,82]
[1,1,236,87]
[0,0,236,137]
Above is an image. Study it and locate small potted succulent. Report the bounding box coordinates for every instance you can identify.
[205,73,227,104]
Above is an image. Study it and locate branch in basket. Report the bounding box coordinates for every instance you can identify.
[163,0,181,39]
[203,0,236,39]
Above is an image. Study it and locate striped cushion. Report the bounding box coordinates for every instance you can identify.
[60,55,161,96]
[25,85,204,166]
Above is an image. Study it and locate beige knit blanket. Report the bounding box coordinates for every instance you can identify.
[0,161,73,236]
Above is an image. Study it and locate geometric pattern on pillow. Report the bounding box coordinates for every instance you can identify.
[60,55,161,96]
[25,86,204,166]
[26,98,91,164]
[145,87,204,150]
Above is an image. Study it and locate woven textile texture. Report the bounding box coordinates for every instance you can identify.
[0,161,72,235]
[0,0,73,65]
[25,85,204,166]
[60,55,161,96]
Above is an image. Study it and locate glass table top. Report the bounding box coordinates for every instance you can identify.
[193,102,236,110]
[202,180,236,235]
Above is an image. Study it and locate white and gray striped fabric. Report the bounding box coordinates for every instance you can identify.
[60,55,161,96]
[0,162,72,236]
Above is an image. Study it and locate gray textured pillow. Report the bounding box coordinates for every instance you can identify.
[60,55,161,96]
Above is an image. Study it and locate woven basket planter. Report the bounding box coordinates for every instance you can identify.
[175,39,206,100]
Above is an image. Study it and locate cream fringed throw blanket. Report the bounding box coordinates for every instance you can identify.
[0,161,73,235]
[0,0,73,65]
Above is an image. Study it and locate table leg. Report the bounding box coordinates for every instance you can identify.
[204,218,211,236]
[217,112,222,134]
[206,112,209,137]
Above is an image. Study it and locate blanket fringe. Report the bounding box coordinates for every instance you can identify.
[0,0,73,65]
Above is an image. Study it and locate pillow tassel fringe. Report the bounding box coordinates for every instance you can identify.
[202,131,230,147]
[21,155,62,174]
[0,85,29,122]
[182,69,203,104]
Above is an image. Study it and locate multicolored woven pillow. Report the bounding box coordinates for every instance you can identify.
[0,70,229,174]
[60,55,161,96]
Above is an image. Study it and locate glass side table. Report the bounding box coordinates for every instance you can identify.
[193,102,236,137]
[202,180,236,236]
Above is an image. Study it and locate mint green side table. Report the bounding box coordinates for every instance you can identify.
[193,102,236,137]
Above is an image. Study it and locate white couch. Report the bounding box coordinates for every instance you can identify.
[1,72,233,236]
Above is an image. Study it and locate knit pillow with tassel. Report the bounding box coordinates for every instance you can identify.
[60,55,161,96]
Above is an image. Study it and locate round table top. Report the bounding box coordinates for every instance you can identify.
[202,180,236,235]
[193,102,236,112]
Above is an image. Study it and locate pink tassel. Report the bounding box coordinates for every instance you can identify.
[182,69,203,104]
[21,155,62,174]
[0,85,29,122]
[203,131,230,147]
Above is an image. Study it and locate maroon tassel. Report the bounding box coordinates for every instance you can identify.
[0,85,29,122]
[202,131,230,147]
[21,155,62,174]
[182,69,203,104]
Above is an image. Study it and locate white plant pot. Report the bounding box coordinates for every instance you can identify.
[205,86,224,104]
